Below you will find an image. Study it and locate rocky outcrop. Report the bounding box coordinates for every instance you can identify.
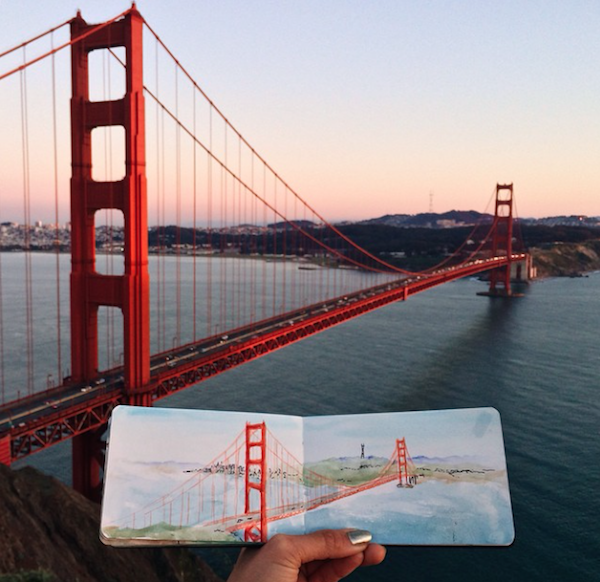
[0,464,223,582]
[530,239,600,278]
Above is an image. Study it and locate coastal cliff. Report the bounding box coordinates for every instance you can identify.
[530,239,600,278]
[0,464,223,582]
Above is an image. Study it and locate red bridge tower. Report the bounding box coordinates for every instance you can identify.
[487,183,515,296]
[70,7,150,500]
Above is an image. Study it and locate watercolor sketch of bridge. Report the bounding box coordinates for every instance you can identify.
[100,406,515,546]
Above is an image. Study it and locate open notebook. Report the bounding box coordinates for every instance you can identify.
[100,405,514,546]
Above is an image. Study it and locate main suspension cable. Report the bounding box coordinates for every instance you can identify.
[0,8,131,82]
[140,17,414,276]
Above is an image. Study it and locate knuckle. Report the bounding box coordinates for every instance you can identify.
[267,533,294,554]
[319,528,343,550]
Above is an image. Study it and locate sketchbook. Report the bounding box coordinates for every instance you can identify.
[100,405,514,547]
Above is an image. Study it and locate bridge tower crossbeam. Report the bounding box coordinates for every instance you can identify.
[70,7,151,500]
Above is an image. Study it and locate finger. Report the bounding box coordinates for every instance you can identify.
[304,553,365,582]
[287,529,373,564]
[362,543,387,566]
[306,544,387,581]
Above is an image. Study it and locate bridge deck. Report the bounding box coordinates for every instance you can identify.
[0,254,527,463]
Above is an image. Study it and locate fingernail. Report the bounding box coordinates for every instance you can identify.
[347,529,372,545]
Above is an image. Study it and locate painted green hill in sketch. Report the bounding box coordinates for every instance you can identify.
[304,455,505,487]
[303,456,394,487]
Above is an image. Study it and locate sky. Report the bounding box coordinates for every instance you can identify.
[1,0,599,223]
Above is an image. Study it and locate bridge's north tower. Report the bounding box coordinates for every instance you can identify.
[488,184,514,296]
[70,7,150,500]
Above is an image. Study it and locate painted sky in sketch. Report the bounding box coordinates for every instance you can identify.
[303,407,507,464]
[1,0,599,222]
[107,406,305,466]
[106,406,507,469]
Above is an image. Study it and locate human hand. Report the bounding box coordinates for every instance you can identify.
[227,528,386,582]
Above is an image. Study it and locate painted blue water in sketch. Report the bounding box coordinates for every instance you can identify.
[304,479,514,546]
[10,257,600,581]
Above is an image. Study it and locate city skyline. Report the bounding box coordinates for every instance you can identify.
[1,1,599,224]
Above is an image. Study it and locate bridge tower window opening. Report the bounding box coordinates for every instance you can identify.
[91,126,126,183]
[95,208,125,276]
[97,305,123,372]
[87,47,126,103]
[496,203,510,218]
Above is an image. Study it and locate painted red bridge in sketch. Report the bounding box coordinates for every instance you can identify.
[103,421,417,544]
[0,6,531,501]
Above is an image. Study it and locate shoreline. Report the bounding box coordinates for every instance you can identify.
[3,242,600,280]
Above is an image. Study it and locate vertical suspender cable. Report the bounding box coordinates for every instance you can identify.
[206,105,213,338]
[303,198,310,305]
[51,31,63,384]
[192,88,197,341]
[242,150,249,325]
[0,227,4,403]
[237,137,242,327]
[291,186,297,309]
[20,48,34,395]
[225,132,230,331]
[159,58,167,352]
[220,125,226,333]
[261,162,267,321]
[325,212,332,300]
[282,185,288,311]
[175,64,181,348]
[283,189,288,309]
[153,39,162,352]
[250,156,256,327]
[154,39,165,353]
[272,176,277,315]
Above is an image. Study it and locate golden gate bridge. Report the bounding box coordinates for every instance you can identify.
[103,421,417,544]
[0,5,530,501]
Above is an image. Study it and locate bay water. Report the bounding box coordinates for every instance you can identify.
[10,256,600,581]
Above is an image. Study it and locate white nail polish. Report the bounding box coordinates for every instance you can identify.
[347,529,372,545]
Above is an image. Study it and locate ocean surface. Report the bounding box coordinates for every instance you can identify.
[9,257,600,581]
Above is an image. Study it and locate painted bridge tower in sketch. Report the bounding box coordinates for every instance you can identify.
[70,7,151,500]
[244,422,268,542]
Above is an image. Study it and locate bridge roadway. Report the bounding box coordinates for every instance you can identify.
[0,254,526,464]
